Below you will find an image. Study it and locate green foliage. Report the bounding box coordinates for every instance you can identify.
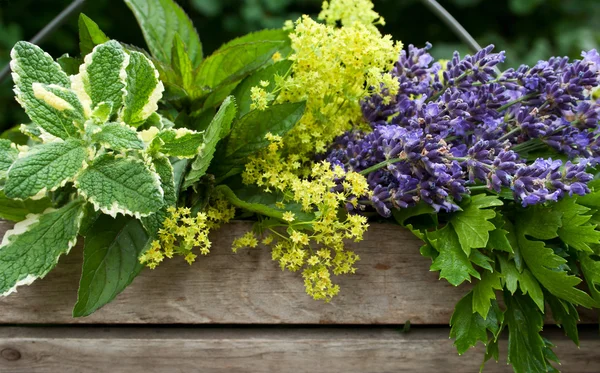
[0,191,53,222]
[78,14,110,56]
[427,225,480,286]
[74,214,150,317]
[450,194,502,256]
[0,200,84,295]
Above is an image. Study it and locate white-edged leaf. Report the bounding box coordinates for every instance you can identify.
[0,200,84,296]
[0,190,53,222]
[141,155,176,235]
[31,83,86,125]
[75,154,164,218]
[91,122,144,151]
[119,51,164,126]
[154,128,204,158]
[125,0,203,68]
[10,41,79,139]
[4,139,88,200]
[76,40,129,115]
[0,139,18,172]
[184,96,236,187]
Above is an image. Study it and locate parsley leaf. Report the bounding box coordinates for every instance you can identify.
[450,194,502,256]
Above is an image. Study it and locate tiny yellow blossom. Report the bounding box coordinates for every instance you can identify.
[282,211,295,222]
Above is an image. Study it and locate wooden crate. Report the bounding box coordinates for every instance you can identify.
[0,220,598,372]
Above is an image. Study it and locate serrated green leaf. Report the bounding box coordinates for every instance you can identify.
[486,228,513,253]
[171,34,194,91]
[579,252,600,303]
[545,292,579,346]
[553,197,600,253]
[450,194,502,256]
[5,139,87,199]
[516,228,596,307]
[218,29,291,56]
[141,155,176,235]
[519,204,562,240]
[498,256,545,311]
[196,41,283,89]
[91,122,144,151]
[222,101,305,160]
[119,51,164,126]
[78,40,128,115]
[78,14,110,56]
[33,83,86,127]
[11,41,78,139]
[504,292,555,373]
[450,292,502,355]
[125,0,203,68]
[73,214,149,317]
[154,128,204,158]
[472,271,502,318]
[0,190,52,222]
[75,154,163,218]
[184,96,236,187]
[428,225,480,286]
[0,200,84,296]
[469,249,494,272]
[233,60,293,118]
[0,139,18,172]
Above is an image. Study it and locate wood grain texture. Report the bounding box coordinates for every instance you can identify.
[0,220,596,324]
[0,327,598,373]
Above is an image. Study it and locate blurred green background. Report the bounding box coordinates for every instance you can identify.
[1,0,599,131]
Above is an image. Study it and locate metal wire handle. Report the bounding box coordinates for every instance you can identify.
[0,0,86,82]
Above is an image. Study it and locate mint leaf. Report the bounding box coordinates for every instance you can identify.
[184,96,237,187]
[57,55,82,76]
[0,190,52,222]
[119,51,164,126]
[141,155,176,235]
[450,291,502,355]
[504,292,556,373]
[78,40,128,114]
[516,229,596,307]
[519,204,562,240]
[450,194,502,256]
[73,214,150,317]
[233,60,293,118]
[155,128,205,158]
[218,29,290,52]
[170,34,194,92]
[428,225,480,286]
[31,83,87,126]
[553,197,600,253]
[0,200,84,296]
[125,0,203,68]
[472,271,502,318]
[498,256,545,311]
[196,41,283,89]
[545,292,579,346]
[225,102,305,159]
[75,154,164,218]
[4,139,87,199]
[91,122,145,151]
[11,41,78,139]
[0,139,18,172]
[78,14,110,56]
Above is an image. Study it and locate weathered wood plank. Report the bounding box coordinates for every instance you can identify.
[0,220,596,324]
[0,327,598,373]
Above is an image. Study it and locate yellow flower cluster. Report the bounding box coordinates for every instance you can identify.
[319,0,385,29]
[139,198,236,269]
[237,134,371,301]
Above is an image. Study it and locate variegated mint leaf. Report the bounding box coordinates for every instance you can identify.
[141,155,176,235]
[75,40,128,116]
[4,139,88,200]
[0,139,18,173]
[75,154,164,218]
[91,122,144,151]
[154,128,204,158]
[11,41,80,139]
[0,200,84,296]
[184,96,236,188]
[31,83,87,127]
[119,51,164,126]
[91,102,113,123]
